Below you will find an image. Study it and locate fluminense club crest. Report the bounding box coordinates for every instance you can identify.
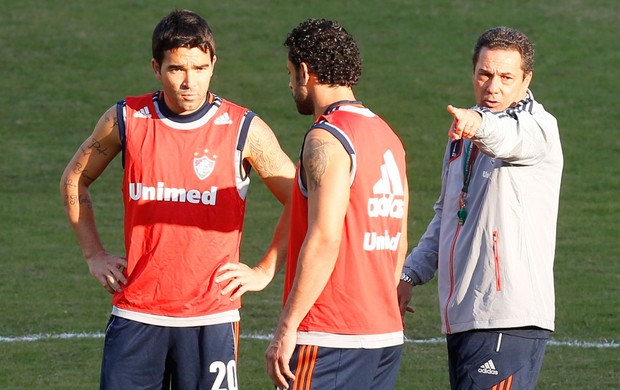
[193,150,216,180]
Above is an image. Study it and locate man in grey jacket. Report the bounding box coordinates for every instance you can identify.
[398,26,563,389]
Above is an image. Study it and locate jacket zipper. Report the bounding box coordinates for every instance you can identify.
[445,224,462,334]
[493,230,502,291]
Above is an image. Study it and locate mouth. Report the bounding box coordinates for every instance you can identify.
[483,99,502,110]
[181,93,197,100]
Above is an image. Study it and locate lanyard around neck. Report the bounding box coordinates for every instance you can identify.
[457,142,479,225]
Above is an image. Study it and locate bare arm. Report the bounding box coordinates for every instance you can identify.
[216,115,295,298]
[395,175,409,285]
[266,128,350,388]
[279,128,349,334]
[60,105,127,293]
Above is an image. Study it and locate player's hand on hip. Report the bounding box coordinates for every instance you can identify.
[215,262,271,300]
[86,251,127,294]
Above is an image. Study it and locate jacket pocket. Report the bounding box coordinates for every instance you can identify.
[492,230,502,291]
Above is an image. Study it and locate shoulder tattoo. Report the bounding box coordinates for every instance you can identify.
[303,138,331,191]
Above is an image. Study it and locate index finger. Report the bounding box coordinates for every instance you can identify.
[447,104,458,116]
[447,104,468,122]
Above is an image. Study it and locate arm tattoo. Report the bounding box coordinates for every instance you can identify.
[104,111,119,130]
[248,132,285,177]
[304,138,331,191]
[72,162,84,175]
[63,193,92,208]
[62,177,77,191]
[71,162,95,182]
[81,170,95,182]
[112,115,118,131]
[79,137,108,157]
[87,137,109,156]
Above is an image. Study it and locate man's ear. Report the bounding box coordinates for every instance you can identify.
[299,62,312,86]
[523,71,533,90]
[151,58,161,80]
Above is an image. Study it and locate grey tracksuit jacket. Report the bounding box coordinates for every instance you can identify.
[403,91,563,334]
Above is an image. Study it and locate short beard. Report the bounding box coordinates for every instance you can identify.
[294,94,314,116]
[292,71,313,115]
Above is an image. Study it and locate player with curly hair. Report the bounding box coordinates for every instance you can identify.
[265,19,409,390]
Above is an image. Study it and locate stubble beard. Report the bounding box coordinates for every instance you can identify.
[293,90,314,116]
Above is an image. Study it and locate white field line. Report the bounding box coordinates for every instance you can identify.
[0,332,617,348]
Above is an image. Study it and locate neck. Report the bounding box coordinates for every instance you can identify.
[312,85,357,118]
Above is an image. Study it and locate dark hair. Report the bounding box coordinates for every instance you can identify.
[284,18,362,87]
[472,26,534,75]
[152,9,216,65]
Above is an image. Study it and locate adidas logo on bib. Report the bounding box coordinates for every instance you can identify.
[214,112,232,125]
[368,150,404,219]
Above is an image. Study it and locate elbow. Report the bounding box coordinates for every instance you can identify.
[318,234,342,253]
[306,231,342,258]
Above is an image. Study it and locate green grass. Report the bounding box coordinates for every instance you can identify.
[1,0,618,388]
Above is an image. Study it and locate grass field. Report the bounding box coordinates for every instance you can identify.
[1,0,618,388]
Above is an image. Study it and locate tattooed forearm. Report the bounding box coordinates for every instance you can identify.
[63,177,77,190]
[72,162,84,175]
[304,138,331,191]
[63,193,93,208]
[81,171,95,181]
[70,162,95,182]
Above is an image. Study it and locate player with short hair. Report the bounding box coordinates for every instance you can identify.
[60,9,294,389]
